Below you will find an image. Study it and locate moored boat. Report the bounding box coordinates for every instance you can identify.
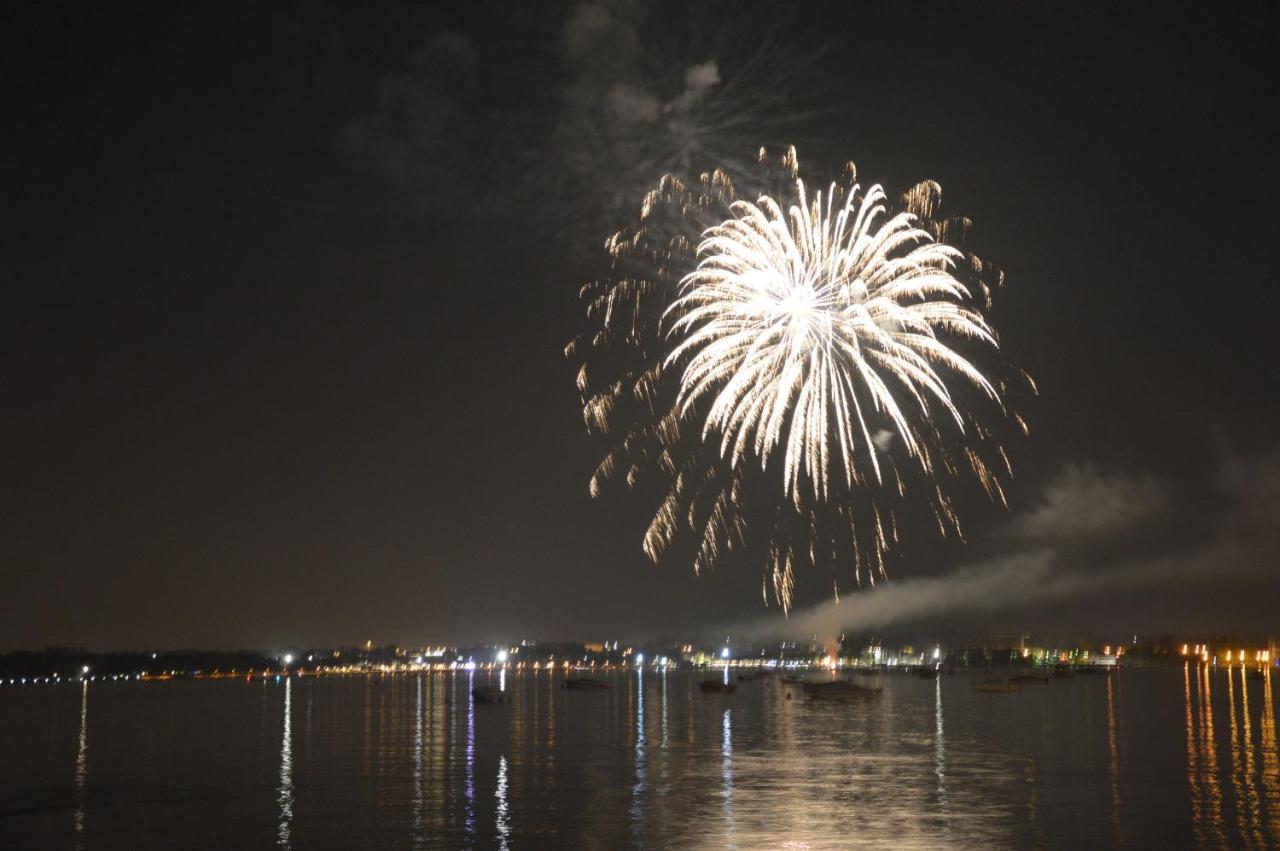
[976,680,1021,693]
[803,680,881,700]
[699,680,737,694]
[564,677,612,690]
[1009,673,1050,684]
[472,685,508,703]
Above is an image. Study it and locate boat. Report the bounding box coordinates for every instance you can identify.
[916,667,939,679]
[1053,667,1074,679]
[699,680,737,694]
[780,675,807,685]
[1009,673,1050,684]
[976,680,1021,693]
[802,680,881,700]
[564,677,611,690]
[736,670,769,682]
[1248,669,1266,682]
[472,686,508,703]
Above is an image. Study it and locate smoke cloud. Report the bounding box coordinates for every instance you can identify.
[342,1,823,245]
[737,447,1280,642]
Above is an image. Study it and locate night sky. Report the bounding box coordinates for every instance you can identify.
[4,2,1278,650]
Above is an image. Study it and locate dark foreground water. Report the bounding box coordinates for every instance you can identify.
[2,666,1279,849]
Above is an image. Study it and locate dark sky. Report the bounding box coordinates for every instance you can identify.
[4,2,1278,650]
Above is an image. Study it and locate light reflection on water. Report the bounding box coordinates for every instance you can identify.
[630,666,645,840]
[464,671,475,843]
[1198,662,1227,845]
[1263,668,1280,843]
[73,680,88,845]
[495,754,510,851]
[721,707,734,843]
[3,667,1280,847]
[934,675,950,840]
[411,675,424,848]
[276,676,293,849]
[1106,672,1122,843]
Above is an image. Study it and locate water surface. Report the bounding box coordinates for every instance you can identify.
[2,666,1278,848]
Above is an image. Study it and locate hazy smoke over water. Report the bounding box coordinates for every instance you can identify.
[737,448,1280,641]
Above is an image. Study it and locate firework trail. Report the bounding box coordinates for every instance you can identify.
[572,148,1032,611]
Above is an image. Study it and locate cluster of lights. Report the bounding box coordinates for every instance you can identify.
[24,638,1271,688]
[1181,643,1272,665]
[628,654,681,669]
[1,670,153,686]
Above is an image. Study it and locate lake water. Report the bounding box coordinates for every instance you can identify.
[1,666,1278,848]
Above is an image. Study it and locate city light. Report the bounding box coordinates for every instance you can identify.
[497,650,509,663]
[720,647,730,660]
[282,654,293,666]
[635,653,645,666]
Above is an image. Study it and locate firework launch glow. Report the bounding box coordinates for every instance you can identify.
[572,148,1032,611]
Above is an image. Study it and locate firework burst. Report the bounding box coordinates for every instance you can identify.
[571,148,1030,611]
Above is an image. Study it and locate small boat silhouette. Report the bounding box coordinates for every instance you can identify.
[699,680,736,694]
[564,677,611,690]
[976,680,1021,693]
[803,680,881,700]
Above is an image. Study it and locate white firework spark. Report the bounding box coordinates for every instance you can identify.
[572,148,1029,612]
[666,178,1000,505]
